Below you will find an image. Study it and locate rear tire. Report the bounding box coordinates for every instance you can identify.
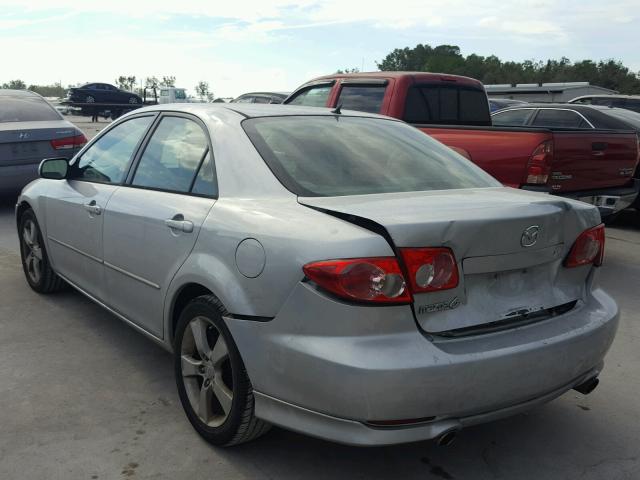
[19,209,65,293]
[174,295,270,446]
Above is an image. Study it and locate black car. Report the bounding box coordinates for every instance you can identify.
[66,83,142,105]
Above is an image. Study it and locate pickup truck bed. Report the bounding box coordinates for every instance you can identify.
[285,72,640,216]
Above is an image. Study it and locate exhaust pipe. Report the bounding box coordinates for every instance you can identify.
[573,376,599,395]
[436,429,458,447]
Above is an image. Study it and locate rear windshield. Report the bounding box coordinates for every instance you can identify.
[0,96,62,122]
[243,116,499,197]
[404,85,490,126]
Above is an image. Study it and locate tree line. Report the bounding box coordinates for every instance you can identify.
[1,76,215,101]
[375,44,640,94]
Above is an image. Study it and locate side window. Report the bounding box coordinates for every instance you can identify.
[235,96,253,104]
[491,109,534,126]
[132,116,208,193]
[336,85,386,113]
[73,116,153,184]
[253,96,271,104]
[532,109,584,128]
[286,85,332,107]
[191,152,217,196]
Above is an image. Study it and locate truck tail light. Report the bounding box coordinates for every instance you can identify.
[50,133,87,151]
[526,140,553,184]
[399,247,459,293]
[303,248,459,304]
[565,224,605,268]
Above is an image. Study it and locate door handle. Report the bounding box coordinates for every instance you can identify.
[83,201,102,215]
[165,214,194,233]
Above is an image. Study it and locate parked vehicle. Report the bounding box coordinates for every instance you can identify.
[569,94,640,114]
[231,92,290,104]
[66,83,142,105]
[285,72,640,217]
[0,90,86,195]
[159,87,188,104]
[492,104,640,212]
[489,98,528,112]
[17,103,618,447]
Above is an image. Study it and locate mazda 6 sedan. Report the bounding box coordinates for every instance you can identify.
[16,104,619,447]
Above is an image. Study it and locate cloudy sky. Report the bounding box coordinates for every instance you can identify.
[1,0,638,98]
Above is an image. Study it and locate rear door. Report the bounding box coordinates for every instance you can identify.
[46,114,155,301]
[102,113,217,337]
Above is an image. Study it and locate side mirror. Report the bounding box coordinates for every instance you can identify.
[39,158,69,180]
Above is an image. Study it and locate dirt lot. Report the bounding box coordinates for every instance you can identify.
[1,118,639,479]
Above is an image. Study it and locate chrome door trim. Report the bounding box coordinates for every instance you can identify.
[104,260,161,290]
[48,236,103,264]
[56,271,169,350]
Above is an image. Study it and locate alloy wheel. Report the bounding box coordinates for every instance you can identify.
[22,219,43,284]
[129,97,138,104]
[86,95,95,103]
[180,316,234,427]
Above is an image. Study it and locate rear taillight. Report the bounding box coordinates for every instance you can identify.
[303,258,410,304]
[399,247,459,293]
[50,133,87,151]
[565,224,605,268]
[526,140,553,185]
[303,248,459,304]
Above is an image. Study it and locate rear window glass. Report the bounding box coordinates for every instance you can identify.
[403,86,490,126]
[336,85,385,113]
[0,96,62,122]
[243,116,499,197]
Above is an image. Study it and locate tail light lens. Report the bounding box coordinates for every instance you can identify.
[526,140,553,185]
[303,248,459,304]
[400,247,459,293]
[303,258,410,304]
[565,224,605,268]
[50,133,87,151]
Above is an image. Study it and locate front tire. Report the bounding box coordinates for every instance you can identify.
[19,209,65,293]
[174,295,270,446]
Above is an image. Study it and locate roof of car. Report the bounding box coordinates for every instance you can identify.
[570,94,640,101]
[495,103,615,112]
[0,89,39,97]
[300,71,484,87]
[236,92,291,97]
[133,103,396,120]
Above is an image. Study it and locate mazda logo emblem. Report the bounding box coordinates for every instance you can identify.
[521,225,540,247]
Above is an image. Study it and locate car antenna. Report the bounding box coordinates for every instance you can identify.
[331,103,342,114]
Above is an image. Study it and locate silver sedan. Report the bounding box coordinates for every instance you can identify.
[1,89,86,194]
[16,104,619,447]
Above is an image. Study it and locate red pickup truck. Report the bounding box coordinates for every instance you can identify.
[284,72,640,217]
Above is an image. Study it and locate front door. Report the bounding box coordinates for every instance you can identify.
[102,114,217,337]
[46,115,155,301]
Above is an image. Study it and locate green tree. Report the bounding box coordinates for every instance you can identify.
[376,43,640,93]
[1,79,26,89]
[195,81,213,102]
[160,76,176,87]
[145,76,159,100]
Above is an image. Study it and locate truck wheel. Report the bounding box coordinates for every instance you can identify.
[19,209,65,293]
[174,295,270,446]
[85,95,95,103]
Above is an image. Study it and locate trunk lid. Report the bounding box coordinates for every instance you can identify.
[300,187,600,333]
[549,130,638,192]
[0,121,81,166]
